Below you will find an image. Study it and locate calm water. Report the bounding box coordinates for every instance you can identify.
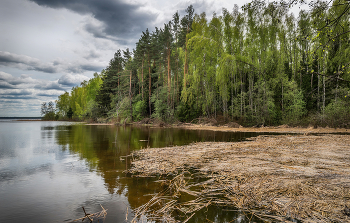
[0,120,268,223]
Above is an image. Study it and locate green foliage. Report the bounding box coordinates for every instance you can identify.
[176,101,200,122]
[52,1,350,127]
[133,99,147,121]
[95,52,124,116]
[85,99,99,119]
[41,102,47,117]
[151,86,174,122]
[324,88,350,127]
[67,107,73,119]
[55,72,102,120]
[41,101,58,120]
[253,79,277,126]
[110,97,132,123]
[56,92,70,117]
[282,81,306,124]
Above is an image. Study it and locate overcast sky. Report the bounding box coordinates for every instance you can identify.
[0,0,274,117]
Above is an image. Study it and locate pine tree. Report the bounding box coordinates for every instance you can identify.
[95,50,124,116]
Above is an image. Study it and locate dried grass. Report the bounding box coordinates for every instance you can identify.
[128,134,350,222]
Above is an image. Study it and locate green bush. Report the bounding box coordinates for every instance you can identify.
[67,107,73,119]
[176,101,200,122]
[42,112,57,120]
[324,97,350,127]
[282,81,306,125]
[109,97,132,123]
[133,100,147,121]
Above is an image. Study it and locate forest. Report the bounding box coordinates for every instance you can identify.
[49,0,350,127]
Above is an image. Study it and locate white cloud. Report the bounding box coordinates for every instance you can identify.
[0,71,36,89]
[58,73,89,87]
[36,89,66,97]
[0,89,33,96]
[0,51,105,75]
[0,71,74,116]
[0,51,57,73]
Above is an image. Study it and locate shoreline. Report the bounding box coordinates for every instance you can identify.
[128,134,350,222]
[16,119,350,134]
[84,123,114,125]
[172,123,350,134]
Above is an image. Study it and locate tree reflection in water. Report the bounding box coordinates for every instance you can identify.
[54,124,263,222]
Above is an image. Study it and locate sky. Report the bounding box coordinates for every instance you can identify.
[0,0,302,117]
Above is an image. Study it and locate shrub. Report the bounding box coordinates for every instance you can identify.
[133,100,147,121]
[324,97,350,127]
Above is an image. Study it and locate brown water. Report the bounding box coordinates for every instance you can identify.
[0,120,269,222]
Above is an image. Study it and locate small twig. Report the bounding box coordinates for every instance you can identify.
[71,205,107,222]
[183,213,195,223]
[126,206,128,221]
[82,207,92,222]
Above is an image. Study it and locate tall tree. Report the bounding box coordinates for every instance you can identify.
[95,51,124,116]
[180,5,195,90]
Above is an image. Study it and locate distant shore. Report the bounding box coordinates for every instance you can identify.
[7,117,349,134]
[16,119,43,121]
[0,117,41,120]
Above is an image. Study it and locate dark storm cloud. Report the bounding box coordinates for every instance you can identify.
[29,0,157,40]
[0,51,57,73]
[84,22,107,39]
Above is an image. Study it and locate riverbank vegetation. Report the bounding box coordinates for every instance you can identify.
[50,0,350,128]
[127,134,350,222]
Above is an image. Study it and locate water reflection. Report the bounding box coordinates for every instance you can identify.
[54,125,259,192]
[0,121,269,223]
[53,125,265,222]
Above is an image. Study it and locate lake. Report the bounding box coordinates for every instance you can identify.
[0,120,269,222]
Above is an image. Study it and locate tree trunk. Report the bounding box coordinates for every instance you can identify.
[281,79,284,112]
[129,70,132,121]
[231,67,234,118]
[184,37,188,89]
[335,65,340,102]
[240,69,243,117]
[317,61,320,111]
[141,58,144,100]
[149,60,152,117]
[322,54,326,116]
[167,47,171,106]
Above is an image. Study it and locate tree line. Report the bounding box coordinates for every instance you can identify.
[51,0,350,127]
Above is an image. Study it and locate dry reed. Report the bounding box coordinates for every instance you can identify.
[128,134,350,222]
